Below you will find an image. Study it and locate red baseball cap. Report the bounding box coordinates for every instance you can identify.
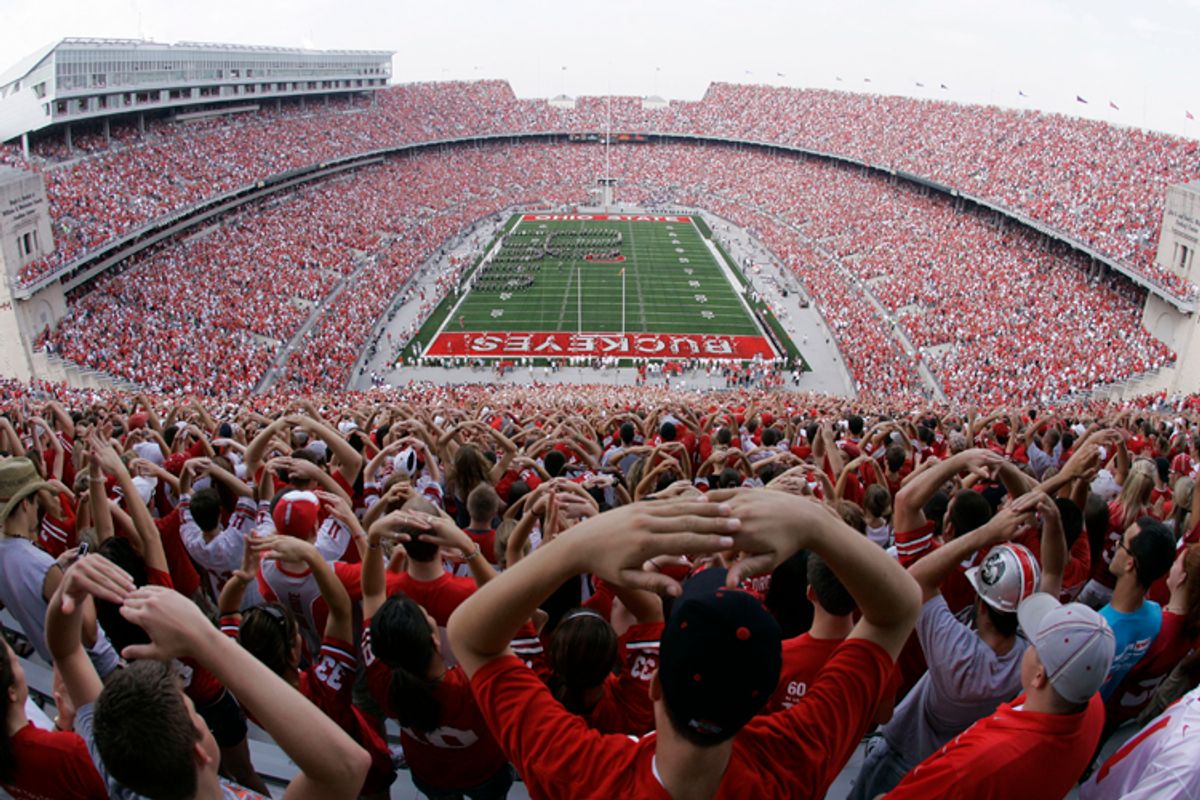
[272,490,320,539]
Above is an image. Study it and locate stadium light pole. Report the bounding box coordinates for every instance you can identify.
[621,267,626,335]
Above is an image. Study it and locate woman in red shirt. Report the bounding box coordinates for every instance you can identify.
[360,508,515,799]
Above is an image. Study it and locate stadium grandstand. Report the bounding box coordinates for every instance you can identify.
[1,23,1200,800]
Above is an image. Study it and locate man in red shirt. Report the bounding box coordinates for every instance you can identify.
[448,489,921,799]
[887,594,1116,799]
[767,552,856,713]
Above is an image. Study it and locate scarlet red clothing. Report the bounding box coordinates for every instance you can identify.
[464,527,498,565]
[886,693,1106,799]
[472,638,894,799]
[155,507,202,598]
[386,571,476,627]
[585,621,662,735]
[37,491,78,559]
[893,521,975,613]
[1090,501,1146,591]
[146,568,224,705]
[767,633,845,713]
[1,722,108,800]
[299,636,395,794]
[361,619,508,790]
[1018,526,1092,600]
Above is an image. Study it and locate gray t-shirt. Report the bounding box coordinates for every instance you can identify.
[0,535,57,663]
[0,536,119,676]
[881,594,1027,764]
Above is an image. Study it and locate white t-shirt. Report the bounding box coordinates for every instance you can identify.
[1081,684,1200,799]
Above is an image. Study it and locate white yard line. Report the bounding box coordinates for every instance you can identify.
[691,216,779,356]
[429,215,519,344]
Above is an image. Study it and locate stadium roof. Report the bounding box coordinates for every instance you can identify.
[0,41,57,90]
[0,38,394,91]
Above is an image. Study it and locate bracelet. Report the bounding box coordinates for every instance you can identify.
[87,476,106,483]
[464,545,483,561]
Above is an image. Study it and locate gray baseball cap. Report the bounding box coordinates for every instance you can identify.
[1017,593,1115,705]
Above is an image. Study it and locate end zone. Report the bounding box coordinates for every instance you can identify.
[424,331,776,360]
[521,214,692,223]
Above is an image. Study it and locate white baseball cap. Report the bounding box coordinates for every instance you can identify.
[1017,593,1115,704]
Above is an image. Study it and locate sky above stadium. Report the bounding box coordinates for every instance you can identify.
[5,0,1200,138]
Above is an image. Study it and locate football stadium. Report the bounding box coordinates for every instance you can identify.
[0,4,1199,799]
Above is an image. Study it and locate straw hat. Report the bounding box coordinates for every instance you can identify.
[0,458,52,525]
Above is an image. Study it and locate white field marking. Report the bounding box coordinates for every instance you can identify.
[690,216,778,358]
[429,215,519,345]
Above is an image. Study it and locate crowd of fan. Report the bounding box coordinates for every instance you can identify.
[6,80,1197,297]
[4,381,1200,799]
[613,145,1174,405]
[33,141,1174,409]
[40,144,602,395]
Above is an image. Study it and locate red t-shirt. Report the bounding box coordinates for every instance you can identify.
[585,621,662,735]
[1017,527,1092,601]
[386,571,476,627]
[887,693,1105,799]
[767,633,845,714]
[37,491,78,559]
[361,619,508,790]
[155,507,202,598]
[464,527,498,565]
[471,638,894,799]
[894,520,975,614]
[1,723,108,800]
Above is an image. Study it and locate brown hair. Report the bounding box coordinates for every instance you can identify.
[93,660,200,800]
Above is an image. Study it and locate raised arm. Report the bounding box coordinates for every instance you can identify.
[894,449,1001,533]
[907,497,1035,602]
[716,488,922,659]
[254,536,352,644]
[45,555,136,709]
[91,433,168,574]
[245,417,290,478]
[119,586,370,800]
[299,415,363,487]
[448,498,736,677]
[1032,493,1067,599]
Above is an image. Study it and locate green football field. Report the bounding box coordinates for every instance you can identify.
[424,214,776,361]
[451,215,758,335]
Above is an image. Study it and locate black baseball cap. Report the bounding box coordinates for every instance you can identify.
[659,568,782,744]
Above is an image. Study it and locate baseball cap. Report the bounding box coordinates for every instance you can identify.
[0,458,53,524]
[965,543,1041,613]
[1017,593,1115,704]
[131,441,165,466]
[272,490,320,539]
[393,448,417,477]
[659,568,782,744]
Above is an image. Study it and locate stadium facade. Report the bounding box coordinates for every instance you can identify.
[0,38,392,148]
